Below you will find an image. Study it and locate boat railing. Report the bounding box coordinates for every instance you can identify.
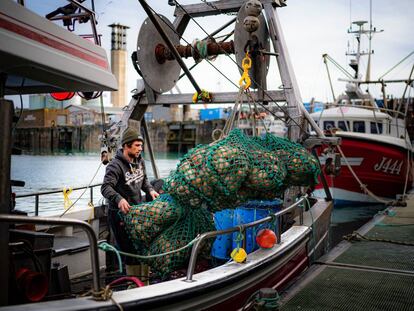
[310,102,407,119]
[0,214,101,293]
[185,195,308,282]
[16,183,103,216]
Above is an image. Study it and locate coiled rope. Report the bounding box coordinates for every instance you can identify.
[343,231,414,246]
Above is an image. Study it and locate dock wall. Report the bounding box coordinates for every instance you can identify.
[12,120,226,154]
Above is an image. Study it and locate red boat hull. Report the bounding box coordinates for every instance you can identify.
[315,135,413,205]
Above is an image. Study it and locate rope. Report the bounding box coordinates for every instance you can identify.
[233,225,244,250]
[43,161,103,234]
[99,242,123,274]
[257,294,280,309]
[195,40,208,59]
[245,89,290,129]
[241,289,280,311]
[222,87,245,138]
[81,285,124,311]
[343,231,414,246]
[98,236,200,259]
[335,144,393,205]
[59,162,103,217]
[402,139,413,200]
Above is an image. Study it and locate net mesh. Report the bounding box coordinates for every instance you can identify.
[121,129,320,278]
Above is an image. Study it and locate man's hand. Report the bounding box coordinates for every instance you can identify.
[149,190,159,200]
[118,198,131,214]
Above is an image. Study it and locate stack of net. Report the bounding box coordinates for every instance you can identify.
[258,133,320,186]
[122,129,320,278]
[145,207,215,277]
[163,129,289,211]
[122,194,187,249]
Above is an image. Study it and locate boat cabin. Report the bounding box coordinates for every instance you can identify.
[309,106,403,137]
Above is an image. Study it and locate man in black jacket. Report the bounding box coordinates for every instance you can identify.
[101,127,159,267]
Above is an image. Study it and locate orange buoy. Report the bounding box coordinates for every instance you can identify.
[256,229,277,248]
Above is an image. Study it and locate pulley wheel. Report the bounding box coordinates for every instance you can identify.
[234,5,270,89]
[136,15,181,94]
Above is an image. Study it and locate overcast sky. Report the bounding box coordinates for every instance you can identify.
[26,0,414,105]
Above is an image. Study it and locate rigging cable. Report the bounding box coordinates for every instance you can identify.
[378,51,414,80]
[402,81,413,199]
[149,0,309,136]
[171,0,309,135]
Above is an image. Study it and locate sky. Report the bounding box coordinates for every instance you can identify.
[18,0,414,106]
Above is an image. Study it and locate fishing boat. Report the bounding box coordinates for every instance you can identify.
[311,19,414,205]
[0,1,334,310]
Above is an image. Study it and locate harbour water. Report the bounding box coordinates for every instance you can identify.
[11,153,180,216]
[11,154,387,246]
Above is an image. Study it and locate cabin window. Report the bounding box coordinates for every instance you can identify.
[353,121,365,133]
[323,121,335,130]
[370,122,383,134]
[338,121,350,131]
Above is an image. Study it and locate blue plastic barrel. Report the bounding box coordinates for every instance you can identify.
[211,209,234,260]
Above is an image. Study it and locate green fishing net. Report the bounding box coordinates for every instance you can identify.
[258,133,320,186]
[122,194,188,248]
[121,129,320,278]
[145,207,214,277]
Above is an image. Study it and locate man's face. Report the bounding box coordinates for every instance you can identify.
[127,140,143,158]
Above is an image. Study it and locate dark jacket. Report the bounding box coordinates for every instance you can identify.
[101,149,153,208]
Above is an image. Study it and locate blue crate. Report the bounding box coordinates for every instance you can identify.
[232,201,281,254]
[211,199,282,260]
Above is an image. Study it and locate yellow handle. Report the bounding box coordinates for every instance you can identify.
[239,53,252,89]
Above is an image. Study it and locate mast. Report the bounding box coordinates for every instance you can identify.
[366,0,372,82]
[346,9,383,84]
[347,21,369,80]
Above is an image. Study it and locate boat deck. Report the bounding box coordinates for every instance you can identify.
[281,193,414,310]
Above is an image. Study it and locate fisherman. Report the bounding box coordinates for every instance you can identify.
[101,127,159,272]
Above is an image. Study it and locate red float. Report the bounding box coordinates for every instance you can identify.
[50,92,75,101]
[256,229,277,249]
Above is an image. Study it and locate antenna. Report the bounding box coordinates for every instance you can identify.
[365,0,373,83]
